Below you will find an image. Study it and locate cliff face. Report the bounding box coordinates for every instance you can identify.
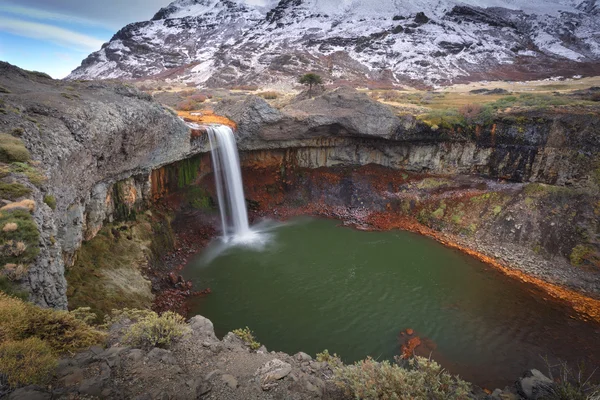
[218,88,600,186]
[0,62,195,308]
[1,62,598,309]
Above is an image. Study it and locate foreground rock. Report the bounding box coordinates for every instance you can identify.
[43,315,344,400]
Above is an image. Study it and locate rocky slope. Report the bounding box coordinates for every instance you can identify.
[68,0,600,87]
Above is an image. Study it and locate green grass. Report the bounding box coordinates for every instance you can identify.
[65,223,154,321]
[232,326,261,350]
[0,209,40,265]
[43,195,56,210]
[10,162,46,186]
[0,133,30,163]
[0,182,31,200]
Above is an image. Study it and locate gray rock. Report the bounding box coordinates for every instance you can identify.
[295,352,312,362]
[257,345,268,353]
[8,386,51,400]
[222,332,246,350]
[0,62,193,309]
[127,348,145,362]
[79,377,106,397]
[221,374,239,389]
[189,315,218,342]
[517,369,554,399]
[147,348,177,365]
[196,381,212,397]
[256,359,293,390]
[59,369,85,387]
[205,370,222,380]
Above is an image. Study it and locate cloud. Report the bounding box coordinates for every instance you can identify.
[0,17,105,51]
[0,4,108,28]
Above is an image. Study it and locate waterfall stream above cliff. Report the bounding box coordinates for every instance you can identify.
[207,125,253,242]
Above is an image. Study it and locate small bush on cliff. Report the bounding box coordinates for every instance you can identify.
[232,326,261,350]
[0,209,39,265]
[0,337,57,387]
[43,194,56,210]
[10,162,47,187]
[0,133,30,163]
[109,309,190,349]
[0,182,31,201]
[333,356,470,399]
[0,292,105,353]
[316,349,342,365]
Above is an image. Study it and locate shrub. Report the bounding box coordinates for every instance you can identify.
[0,292,105,353]
[542,358,600,400]
[190,94,207,103]
[0,276,28,300]
[176,99,198,111]
[121,310,190,349]
[459,103,483,122]
[334,356,470,400]
[0,209,39,265]
[232,326,261,350]
[0,134,30,163]
[0,338,57,387]
[418,108,465,129]
[43,195,56,210]
[0,182,31,201]
[316,349,342,365]
[10,162,47,186]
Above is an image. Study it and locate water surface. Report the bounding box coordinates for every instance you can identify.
[184,218,600,388]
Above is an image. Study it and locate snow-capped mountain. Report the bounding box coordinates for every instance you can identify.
[68,0,600,87]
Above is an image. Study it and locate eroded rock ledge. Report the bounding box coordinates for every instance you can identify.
[1,60,599,310]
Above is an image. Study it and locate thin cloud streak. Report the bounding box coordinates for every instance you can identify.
[0,4,110,28]
[0,17,105,51]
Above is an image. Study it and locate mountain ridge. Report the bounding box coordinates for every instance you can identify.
[68,0,600,87]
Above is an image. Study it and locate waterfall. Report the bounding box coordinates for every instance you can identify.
[207,125,251,240]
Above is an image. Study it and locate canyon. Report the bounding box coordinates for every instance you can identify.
[1,60,600,397]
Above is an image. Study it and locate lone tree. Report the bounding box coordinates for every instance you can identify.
[299,73,323,98]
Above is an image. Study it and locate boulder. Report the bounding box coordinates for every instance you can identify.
[256,359,293,390]
[517,369,554,399]
[8,386,51,400]
[189,315,218,342]
[221,374,239,389]
[216,87,406,144]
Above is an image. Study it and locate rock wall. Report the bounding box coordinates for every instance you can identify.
[0,63,203,308]
[1,63,599,309]
[221,88,600,186]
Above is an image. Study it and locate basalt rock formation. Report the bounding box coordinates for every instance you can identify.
[1,60,599,314]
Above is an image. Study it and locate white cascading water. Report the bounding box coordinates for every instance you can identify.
[207,125,251,241]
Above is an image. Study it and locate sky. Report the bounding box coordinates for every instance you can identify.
[0,0,269,79]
